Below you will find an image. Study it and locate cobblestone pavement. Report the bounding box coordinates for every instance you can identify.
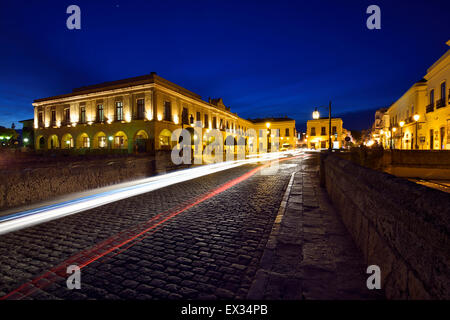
[0,156,302,300]
[248,154,384,300]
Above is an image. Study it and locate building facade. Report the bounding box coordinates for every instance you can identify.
[32,73,296,154]
[306,118,346,149]
[377,43,450,150]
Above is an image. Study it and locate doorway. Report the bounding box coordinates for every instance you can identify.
[440,127,445,149]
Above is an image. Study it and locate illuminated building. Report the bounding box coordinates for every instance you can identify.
[306,117,346,150]
[378,42,450,150]
[32,73,296,154]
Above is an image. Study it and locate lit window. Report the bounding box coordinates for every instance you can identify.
[115,101,123,121]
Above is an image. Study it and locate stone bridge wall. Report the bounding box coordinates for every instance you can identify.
[0,151,182,211]
[320,153,449,299]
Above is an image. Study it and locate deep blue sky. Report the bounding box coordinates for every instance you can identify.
[1,0,449,131]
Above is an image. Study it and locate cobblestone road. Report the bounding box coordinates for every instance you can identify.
[0,157,301,300]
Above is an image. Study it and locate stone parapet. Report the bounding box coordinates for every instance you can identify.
[321,153,450,299]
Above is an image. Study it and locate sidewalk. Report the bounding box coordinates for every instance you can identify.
[247,154,384,300]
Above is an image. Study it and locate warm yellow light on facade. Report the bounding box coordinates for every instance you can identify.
[265,122,271,129]
[380,129,384,134]
[413,114,420,122]
[157,114,163,121]
[399,121,405,127]
[125,113,131,122]
[173,115,179,124]
[392,127,397,132]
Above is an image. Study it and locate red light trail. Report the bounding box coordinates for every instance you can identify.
[1,155,301,300]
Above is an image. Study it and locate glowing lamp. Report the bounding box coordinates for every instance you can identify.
[413,114,420,122]
[312,108,320,119]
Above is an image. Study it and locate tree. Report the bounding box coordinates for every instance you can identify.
[0,126,19,147]
[351,130,362,143]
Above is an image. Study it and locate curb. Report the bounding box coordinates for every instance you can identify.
[247,170,296,299]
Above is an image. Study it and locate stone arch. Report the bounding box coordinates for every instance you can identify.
[61,133,74,149]
[36,135,45,150]
[134,129,149,153]
[112,131,128,149]
[159,129,172,149]
[48,134,60,149]
[93,131,107,149]
[76,132,90,148]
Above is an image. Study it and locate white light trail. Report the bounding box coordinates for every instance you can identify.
[0,150,303,235]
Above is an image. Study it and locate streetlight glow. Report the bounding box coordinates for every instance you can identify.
[312,109,320,119]
[399,121,405,127]
[413,114,420,122]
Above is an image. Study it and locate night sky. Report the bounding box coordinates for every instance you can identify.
[0,0,449,131]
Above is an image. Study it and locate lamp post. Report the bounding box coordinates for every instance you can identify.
[311,101,332,151]
[413,114,420,149]
[392,127,397,149]
[399,121,405,150]
[389,126,393,150]
[380,129,384,148]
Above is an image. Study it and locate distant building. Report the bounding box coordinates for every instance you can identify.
[247,117,297,151]
[32,73,296,154]
[378,42,450,150]
[306,117,347,149]
[19,119,34,148]
[370,107,389,145]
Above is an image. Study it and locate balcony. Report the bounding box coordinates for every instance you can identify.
[61,119,71,126]
[426,102,434,113]
[436,98,445,109]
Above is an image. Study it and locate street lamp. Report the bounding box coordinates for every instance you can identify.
[413,114,420,149]
[392,127,397,149]
[399,121,405,150]
[311,101,332,151]
[312,108,320,120]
